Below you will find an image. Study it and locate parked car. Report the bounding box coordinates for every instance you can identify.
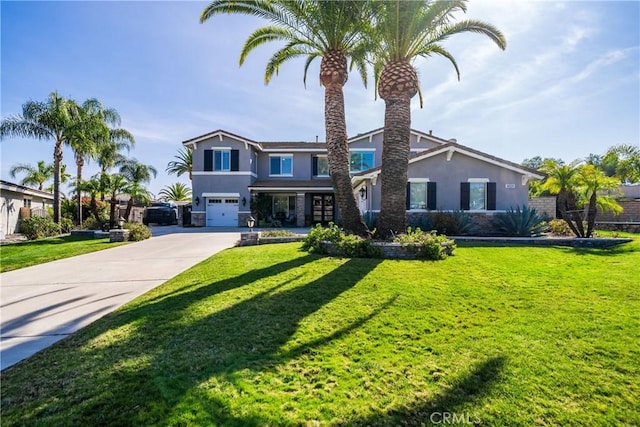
[142,202,178,226]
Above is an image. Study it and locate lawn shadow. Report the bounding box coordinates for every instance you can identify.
[352,355,507,426]
[6,253,384,425]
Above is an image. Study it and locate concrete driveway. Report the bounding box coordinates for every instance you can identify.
[0,227,240,371]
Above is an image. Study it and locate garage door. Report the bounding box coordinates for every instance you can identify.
[206,198,239,226]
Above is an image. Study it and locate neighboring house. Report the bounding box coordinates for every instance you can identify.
[0,180,54,237]
[183,128,544,227]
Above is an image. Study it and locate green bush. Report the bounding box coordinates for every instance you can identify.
[260,229,297,238]
[548,219,574,236]
[429,210,474,235]
[81,217,106,231]
[394,227,456,260]
[363,211,377,231]
[60,218,74,233]
[493,206,549,237]
[302,223,381,258]
[124,222,152,241]
[19,216,61,240]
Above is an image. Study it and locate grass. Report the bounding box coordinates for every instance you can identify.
[0,236,128,272]
[1,234,638,426]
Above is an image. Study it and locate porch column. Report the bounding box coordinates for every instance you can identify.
[296,193,305,227]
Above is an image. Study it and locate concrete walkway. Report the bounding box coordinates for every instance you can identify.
[0,229,240,371]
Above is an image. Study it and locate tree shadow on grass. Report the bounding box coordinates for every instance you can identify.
[352,356,508,426]
[4,253,386,425]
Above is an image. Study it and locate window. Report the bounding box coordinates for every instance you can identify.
[460,182,496,210]
[350,151,374,172]
[204,149,239,172]
[23,198,32,208]
[270,155,293,176]
[469,183,486,210]
[313,156,330,176]
[272,195,296,219]
[215,150,230,171]
[407,181,437,210]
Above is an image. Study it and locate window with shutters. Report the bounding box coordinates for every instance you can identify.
[204,149,239,172]
[270,155,293,176]
[461,181,496,211]
[469,183,486,210]
[407,181,436,210]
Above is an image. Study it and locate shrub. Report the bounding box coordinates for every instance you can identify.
[60,218,74,233]
[260,230,297,238]
[19,216,61,240]
[493,206,549,237]
[363,211,377,231]
[124,222,151,241]
[81,217,105,231]
[548,219,574,236]
[394,227,456,260]
[429,210,474,235]
[302,223,381,258]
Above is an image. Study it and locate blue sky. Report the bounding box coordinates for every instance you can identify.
[1,0,639,197]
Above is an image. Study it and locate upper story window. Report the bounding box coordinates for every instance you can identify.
[270,155,293,176]
[204,149,239,172]
[313,156,330,177]
[215,150,230,171]
[350,151,375,173]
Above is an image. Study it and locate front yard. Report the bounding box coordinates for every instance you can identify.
[0,235,128,273]
[1,235,638,425]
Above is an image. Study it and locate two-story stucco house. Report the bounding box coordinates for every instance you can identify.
[183,128,543,227]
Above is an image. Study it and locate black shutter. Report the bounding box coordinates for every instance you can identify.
[460,182,470,210]
[204,150,213,172]
[427,182,437,210]
[230,149,239,171]
[312,157,318,176]
[406,182,411,210]
[487,182,497,210]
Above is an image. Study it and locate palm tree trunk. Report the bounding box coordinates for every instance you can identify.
[52,138,63,223]
[585,191,597,237]
[109,196,117,229]
[376,96,411,239]
[76,156,84,226]
[124,199,133,222]
[324,85,369,237]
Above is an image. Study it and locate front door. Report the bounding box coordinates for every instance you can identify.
[312,194,334,224]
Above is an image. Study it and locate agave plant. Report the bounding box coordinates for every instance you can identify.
[493,206,549,237]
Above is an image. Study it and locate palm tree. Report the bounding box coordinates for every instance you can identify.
[95,130,135,201]
[575,164,622,238]
[68,99,126,225]
[371,1,506,238]
[100,173,129,228]
[44,164,72,195]
[119,159,157,221]
[200,0,371,236]
[159,183,192,202]
[0,91,79,223]
[166,147,193,180]
[9,160,54,191]
[77,177,103,223]
[540,159,583,236]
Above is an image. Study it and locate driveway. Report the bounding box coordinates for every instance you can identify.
[0,227,240,371]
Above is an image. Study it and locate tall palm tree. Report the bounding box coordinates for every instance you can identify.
[44,164,72,195]
[119,159,157,221]
[371,0,506,238]
[201,0,371,236]
[68,99,125,225]
[77,177,103,223]
[159,183,192,202]
[0,91,79,223]
[166,147,193,180]
[9,160,54,191]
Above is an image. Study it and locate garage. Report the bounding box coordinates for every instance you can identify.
[206,197,239,226]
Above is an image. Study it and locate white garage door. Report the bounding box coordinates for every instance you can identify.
[206,198,239,226]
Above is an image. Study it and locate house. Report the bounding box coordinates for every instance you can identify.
[183,128,544,227]
[0,180,54,238]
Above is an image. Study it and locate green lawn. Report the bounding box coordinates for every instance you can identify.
[1,236,638,426]
[0,236,127,272]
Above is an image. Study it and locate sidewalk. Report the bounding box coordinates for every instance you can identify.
[0,231,240,370]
